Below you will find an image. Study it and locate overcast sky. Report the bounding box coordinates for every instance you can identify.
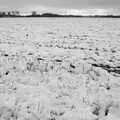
[0,0,120,10]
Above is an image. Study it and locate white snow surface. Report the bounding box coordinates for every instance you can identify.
[0,18,120,120]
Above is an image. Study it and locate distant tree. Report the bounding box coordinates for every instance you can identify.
[0,11,20,17]
[9,11,20,16]
[41,13,62,17]
[11,11,15,16]
[32,11,37,16]
[2,12,6,16]
[14,11,20,16]
[0,11,6,17]
[0,12,3,17]
[7,11,12,16]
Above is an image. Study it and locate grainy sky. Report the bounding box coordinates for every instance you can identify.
[0,0,120,10]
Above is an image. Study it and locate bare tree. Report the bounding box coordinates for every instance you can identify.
[7,11,12,16]
[0,11,6,17]
[32,11,37,16]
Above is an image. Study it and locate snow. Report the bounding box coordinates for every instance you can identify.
[0,18,120,120]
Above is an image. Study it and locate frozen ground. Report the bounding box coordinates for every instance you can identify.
[0,18,120,120]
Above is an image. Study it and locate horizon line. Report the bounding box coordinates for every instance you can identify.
[0,12,120,17]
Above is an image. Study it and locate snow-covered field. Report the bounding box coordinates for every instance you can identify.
[0,18,120,120]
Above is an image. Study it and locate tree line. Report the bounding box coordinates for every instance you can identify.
[0,11,64,17]
[0,11,20,17]
[0,11,120,18]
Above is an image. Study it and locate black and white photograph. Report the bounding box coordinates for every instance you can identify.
[0,0,120,120]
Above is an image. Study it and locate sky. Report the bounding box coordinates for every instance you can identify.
[0,0,120,10]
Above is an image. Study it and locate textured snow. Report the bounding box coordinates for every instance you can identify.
[0,18,120,120]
